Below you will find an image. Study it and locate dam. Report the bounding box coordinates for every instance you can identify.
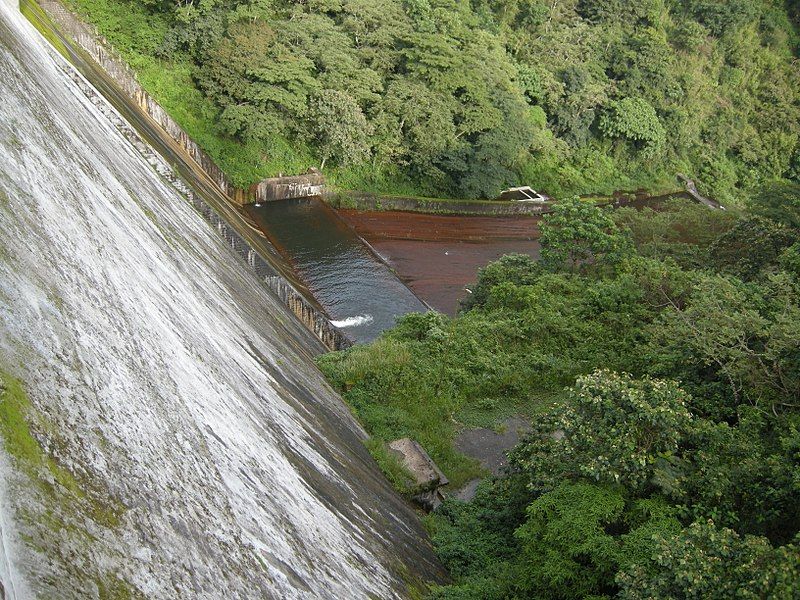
[0,0,444,596]
[20,0,430,348]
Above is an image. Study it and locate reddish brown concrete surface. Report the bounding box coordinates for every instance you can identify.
[338,210,542,315]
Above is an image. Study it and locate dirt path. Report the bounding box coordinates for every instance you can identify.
[452,417,532,500]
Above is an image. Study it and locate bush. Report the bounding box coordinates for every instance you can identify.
[511,370,693,492]
[618,521,800,599]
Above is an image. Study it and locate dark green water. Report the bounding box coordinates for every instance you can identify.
[247,199,429,343]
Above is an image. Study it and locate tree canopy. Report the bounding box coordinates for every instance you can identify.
[75,0,800,199]
[317,191,800,597]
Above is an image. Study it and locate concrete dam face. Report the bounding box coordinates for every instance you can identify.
[0,0,443,596]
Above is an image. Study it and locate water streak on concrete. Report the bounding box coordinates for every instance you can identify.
[0,0,445,595]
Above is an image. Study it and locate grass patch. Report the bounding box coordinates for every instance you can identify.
[363,438,417,495]
[319,336,486,490]
[455,389,563,431]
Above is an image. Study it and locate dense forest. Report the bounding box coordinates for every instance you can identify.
[317,184,800,597]
[70,0,799,200]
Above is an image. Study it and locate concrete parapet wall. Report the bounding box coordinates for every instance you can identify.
[253,173,325,203]
[328,192,552,216]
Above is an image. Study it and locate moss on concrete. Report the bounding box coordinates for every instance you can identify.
[0,371,138,594]
[19,0,72,60]
[0,371,124,529]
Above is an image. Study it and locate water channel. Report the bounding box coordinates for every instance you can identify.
[247,199,429,342]
[338,209,542,315]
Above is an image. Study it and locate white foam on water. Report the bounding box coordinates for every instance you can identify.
[330,314,374,328]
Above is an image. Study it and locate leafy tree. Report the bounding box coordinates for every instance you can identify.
[781,243,800,278]
[599,97,666,159]
[671,19,710,51]
[515,482,680,599]
[550,62,610,147]
[196,19,319,140]
[608,29,674,103]
[375,79,458,183]
[747,182,800,230]
[455,92,538,199]
[76,0,800,199]
[309,89,372,169]
[644,272,800,418]
[511,370,693,492]
[614,198,738,269]
[460,253,539,312]
[540,197,633,271]
[687,0,763,36]
[314,200,800,596]
[668,409,800,542]
[429,476,531,581]
[618,520,800,599]
[710,216,797,280]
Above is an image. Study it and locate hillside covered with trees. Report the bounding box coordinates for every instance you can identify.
[70,0,799,200]
[317,185,800,597]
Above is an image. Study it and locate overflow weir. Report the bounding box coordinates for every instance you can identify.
[21,0,356,351]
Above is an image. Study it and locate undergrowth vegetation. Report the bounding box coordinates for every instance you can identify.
[318,186,800,597]
[65,0,799,200]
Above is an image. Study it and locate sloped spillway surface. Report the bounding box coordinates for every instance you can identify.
[0,0,443,597]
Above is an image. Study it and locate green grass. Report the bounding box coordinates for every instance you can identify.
[455,389,563,431]
[363,438,418,494]
[318,338,486,490]
[317,315,574,490]
[0,372,83,495]
[20,0,72,58]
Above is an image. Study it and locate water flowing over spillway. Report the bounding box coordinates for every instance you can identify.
[0,0,443,596]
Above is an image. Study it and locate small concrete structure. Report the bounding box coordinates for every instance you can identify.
[497,186,549,202]
[388,438,449,510]
[677,173,724,209]
[248,169,325,204]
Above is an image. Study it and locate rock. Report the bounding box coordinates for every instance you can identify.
[388,438,448,510]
